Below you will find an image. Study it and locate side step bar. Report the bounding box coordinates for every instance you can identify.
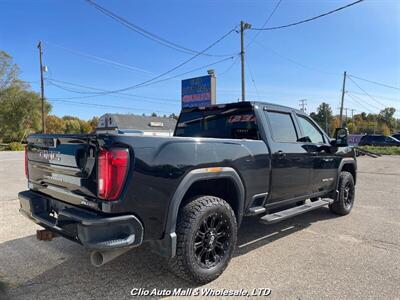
[260,199,333,224]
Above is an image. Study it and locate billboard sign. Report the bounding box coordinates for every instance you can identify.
[181,75,216,108]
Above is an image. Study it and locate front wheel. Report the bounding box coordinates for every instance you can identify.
[329,171,355,215]
[168,196,237,284]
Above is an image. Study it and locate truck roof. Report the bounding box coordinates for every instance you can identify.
[181,101,305,115]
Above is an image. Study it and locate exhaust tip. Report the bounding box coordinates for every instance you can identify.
[90,251,104,267]
[90,247,131,267]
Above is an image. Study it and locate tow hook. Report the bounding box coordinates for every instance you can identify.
[36,229,58,241]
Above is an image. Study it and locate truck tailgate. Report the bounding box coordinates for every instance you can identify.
[26,134,99,207]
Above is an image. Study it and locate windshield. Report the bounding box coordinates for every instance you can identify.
[174,107,260,140]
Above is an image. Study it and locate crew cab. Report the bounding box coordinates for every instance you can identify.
[19,101,357,283]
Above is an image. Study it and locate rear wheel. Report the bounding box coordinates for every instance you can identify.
[329,171,355,215]
[168,196,237,284]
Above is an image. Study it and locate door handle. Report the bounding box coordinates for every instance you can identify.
[322,158,334,162]
[276,150,286,157]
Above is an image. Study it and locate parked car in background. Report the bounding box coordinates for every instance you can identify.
[358,134,400,147]
[392,133,400,141]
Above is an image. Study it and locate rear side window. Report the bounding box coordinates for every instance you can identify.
[175,107,260,140]
[266,111,298,143]
[297,115,325,144]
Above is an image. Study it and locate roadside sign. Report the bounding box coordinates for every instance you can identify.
[181,75,216,108]
[348,134,364,145]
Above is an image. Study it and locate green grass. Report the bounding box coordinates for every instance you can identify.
[0,142,25,151]
[359,146,400,155]
[0,279,8,296]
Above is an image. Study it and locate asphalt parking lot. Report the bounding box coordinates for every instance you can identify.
[0,151,399,299]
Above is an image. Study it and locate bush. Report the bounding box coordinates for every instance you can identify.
[7,142,25,151]
[359,146,400,155]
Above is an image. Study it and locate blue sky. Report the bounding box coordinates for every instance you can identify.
[1,0,399,119]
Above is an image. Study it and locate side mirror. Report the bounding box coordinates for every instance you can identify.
[297,136,312,143]
[333,127,349,147]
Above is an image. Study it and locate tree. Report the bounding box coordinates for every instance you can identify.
[0,50,51,142]
[378,107,396,131]
[0,86,51,141]
[88,116,99,132]
[168,113,178,120]
[0,50,24,90]
[151,112,157,117]
[64,119,82,134]
[310,102,333,135]
[329,116,340,136]
[378,123,391,136]
[46,115,66,134]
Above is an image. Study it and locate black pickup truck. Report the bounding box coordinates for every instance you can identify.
[19,101,356,283]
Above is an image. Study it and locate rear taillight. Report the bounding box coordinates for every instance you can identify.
[97,148,129,200]
[25,146,29,178]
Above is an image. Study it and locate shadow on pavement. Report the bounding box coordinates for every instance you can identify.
[1,207,338,299]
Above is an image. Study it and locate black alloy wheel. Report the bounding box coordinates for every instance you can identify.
[169,195,237,284]
[194,212,231,269]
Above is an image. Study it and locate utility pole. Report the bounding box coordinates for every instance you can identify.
[299,99,307,112]
[324,105,328,134]
[38,41,46,133]
[339,71,347,127]
[343,107,349,125]
[350,109,356,121]
[240,21,251,102]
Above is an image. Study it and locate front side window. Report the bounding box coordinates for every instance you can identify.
[297,115,325,144]
[266,111,298,143]
[385,136,396,143]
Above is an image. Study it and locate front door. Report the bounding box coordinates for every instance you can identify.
[263,109,313,204]
[296,114,339,194]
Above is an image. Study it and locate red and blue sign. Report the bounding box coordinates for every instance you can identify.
[181,75,214,108]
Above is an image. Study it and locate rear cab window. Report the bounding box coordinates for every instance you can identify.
[174,106,260,140]
[265,111,298,143]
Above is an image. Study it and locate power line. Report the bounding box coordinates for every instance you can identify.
[250,0,364,31]
[46,55,236,101]
[347,90,399,102]
[347,76,387,108]
[245,54,260,100]
[49,98,175,114]
[348,74,400,91]
[44,41,153,74]
[46,81,179,107]
[72,51,237,96]
[346,92,377,113]
[247,0,283,47]
[219,56,240,76]
[254,41,340,76]
[46,78,178,102]
[85,0,236,58]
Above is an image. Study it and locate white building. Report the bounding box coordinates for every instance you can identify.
[97,113,177,136]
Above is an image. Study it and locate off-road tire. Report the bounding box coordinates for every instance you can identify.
[168,196,237,284]
[329,171,355,215]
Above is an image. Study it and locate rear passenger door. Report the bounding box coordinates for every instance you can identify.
[263,109,313,204]
[296,114,339,194]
